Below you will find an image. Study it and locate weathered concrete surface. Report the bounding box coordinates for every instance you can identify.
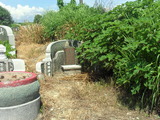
[0,97,40,120]
[0,81,40,107]
[64,47,76,65]
[36,40,81,76]
[61,65,82,75]
[52,50,65,74]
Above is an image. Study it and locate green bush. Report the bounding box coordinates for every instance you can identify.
[65,0,160,112]
[0,41,16,58]
[40,4,103,40]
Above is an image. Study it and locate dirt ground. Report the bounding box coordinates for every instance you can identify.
[16,42,160,120]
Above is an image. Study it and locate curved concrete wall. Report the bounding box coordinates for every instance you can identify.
[0,25,15,46]
[0,97,40,120]
[0,81,40,107]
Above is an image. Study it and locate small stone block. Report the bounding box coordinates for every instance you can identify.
[61,65,81,71]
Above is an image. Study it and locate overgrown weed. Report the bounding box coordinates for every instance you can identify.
[15,24,48,44]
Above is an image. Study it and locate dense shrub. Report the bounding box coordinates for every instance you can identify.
[65,0,160,112]
[40,4,103,40]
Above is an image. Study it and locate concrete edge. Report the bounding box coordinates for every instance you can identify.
[0,96,40,110]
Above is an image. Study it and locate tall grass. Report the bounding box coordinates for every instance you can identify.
[15,24,47,44]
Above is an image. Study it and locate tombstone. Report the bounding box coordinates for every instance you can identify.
[0,25,15,47]
[64,41,76,65]
[0,25,25,72]
[36,40,68,76]
[0,25,16,55]
[36,40,81,76]
[62,42,81,75]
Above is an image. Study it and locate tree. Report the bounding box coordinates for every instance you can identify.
[0,6,13,26]
[57,0,64,9]
[70,0,76,5]
[79,0,83,4]
[33,14,42,23]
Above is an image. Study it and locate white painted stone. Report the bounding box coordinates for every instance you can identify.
[0,25,15,46]
[0,25,16,55]
[0,44,7,59]
[36,62,44,73]
[11,59,25,71]
[61,65,81,70]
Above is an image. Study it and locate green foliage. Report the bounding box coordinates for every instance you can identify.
[11,23,20,28]
[0,6,14,26]
[70,0,76,5]
[57,0,64,9]
[40,10,63,39]
[19,21,33,26]
[41,4,103,40]
[34,14,42,23]
[65,0,160,112]
[0,41,16,58]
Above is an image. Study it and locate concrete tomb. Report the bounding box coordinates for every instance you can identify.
[0,25,25,72]
[36,40,82,76]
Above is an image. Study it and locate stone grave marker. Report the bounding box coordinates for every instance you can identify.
[0,25,15,47]
[36,40,81,76]
[0,25,25,72]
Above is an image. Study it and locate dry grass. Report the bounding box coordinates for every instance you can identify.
[15,24,50,72]
[16,42,49,72]
[38,74,159,120]
[15,24,47,44]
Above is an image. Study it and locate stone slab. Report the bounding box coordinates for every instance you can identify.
[64,47,76,65]
[61,65,81,75]
[61,65,81,71]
